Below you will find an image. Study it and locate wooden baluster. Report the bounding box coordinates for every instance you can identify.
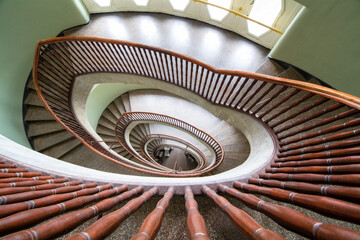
[262,91,312,122]
[276,147,360,162]
[202,185,285,239]
[271,156,360,168]
[278,108,359,141]
[245,83,277,113]
[185,186,210,240]
[258,88,300,119]
[0,184,108,218]
[219,184,360,240]
[252,85,287,115]
[275,103,343,134]
[226,77,249,106]
[233,79,257,108]
[233,182,360,223]
[0,164,20,168]
[131,187,174,240]
[0,168,27,173]
[270,97,329,129]
[279,128,360,152]
[260,172,360,185]
[239,81,267,110]
[0,184,113,235]
[0,186,132,240]
[0,176,54,183]
[0,180,82,195]
[0,178,68,188]
[0,172,41,178]
[278,139,360,158]
[266,164,360,174]
[65,187,158,240]
[248,178,360,202]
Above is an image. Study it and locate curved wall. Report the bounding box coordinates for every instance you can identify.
[270,0,360,97]
[0,0,89,146]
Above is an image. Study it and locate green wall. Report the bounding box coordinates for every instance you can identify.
[86,83,149,130]
[0,0,89,147]
[270,0,360,97]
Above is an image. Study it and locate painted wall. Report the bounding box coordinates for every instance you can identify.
[270,0,360,97]
[0,0,89,147]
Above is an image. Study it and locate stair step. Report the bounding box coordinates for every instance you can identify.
[255,58,285,76]
[33,130,74,151]
[97,125,115,136]
[97,117,115,130]
[24,90,44,107]
[24,106,53,121]
[277,66,306,82]
[28,121,65,137]
[121,93,131,112]
[113,97,126,115]
[41,137,82,159]
[218,133,248,146]
[27,79,36,90]
[108,102,122,119]
[102,109,118,124]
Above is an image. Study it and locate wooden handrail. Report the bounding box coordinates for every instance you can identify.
[33,36,360,178]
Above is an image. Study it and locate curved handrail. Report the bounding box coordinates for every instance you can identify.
[33,36,360,177]
[139,133,208,170]
[115,112,222,173]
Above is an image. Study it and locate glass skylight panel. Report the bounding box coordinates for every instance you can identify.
[133,0,149,6]
[94,0,111,7]
[207,0,231,21]
[169,0,190,11]
[248,0,282,36]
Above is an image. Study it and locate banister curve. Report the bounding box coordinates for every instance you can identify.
[33,36,360,177]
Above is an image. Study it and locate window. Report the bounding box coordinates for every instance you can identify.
[207,0,232,21]
[169,0,190,11]
[94,0,111,7]
[133,0,149,6]
[247,0,282,36]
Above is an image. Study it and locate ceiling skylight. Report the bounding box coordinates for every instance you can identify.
[207,0,231,21]
[169,0,190,11]
[133,0,149,6]
[94,0,111,7]
[248,0,282,36]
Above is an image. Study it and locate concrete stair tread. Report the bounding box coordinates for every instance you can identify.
[218,133,248,146]
[25,106,53,121]
[108,103,122,119]
[60,145,145,175]
[255,58,285,76]
[113,97,126,115]
[41,137,82,159]
[33,130,75,151]
[102,109,118,124]
[97,117,115,130]
[28,121,65,137]
[25,90,44,107]
[97,125,115,136]
[27,79,36,90]
[277,66,306,82]
[121,93,131,112]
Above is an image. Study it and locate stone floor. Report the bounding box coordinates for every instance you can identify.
[65,12,269,72]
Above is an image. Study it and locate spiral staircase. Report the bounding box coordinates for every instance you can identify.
[1,12,359,240]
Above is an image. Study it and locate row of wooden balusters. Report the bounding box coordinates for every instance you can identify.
[0,158,359,239]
